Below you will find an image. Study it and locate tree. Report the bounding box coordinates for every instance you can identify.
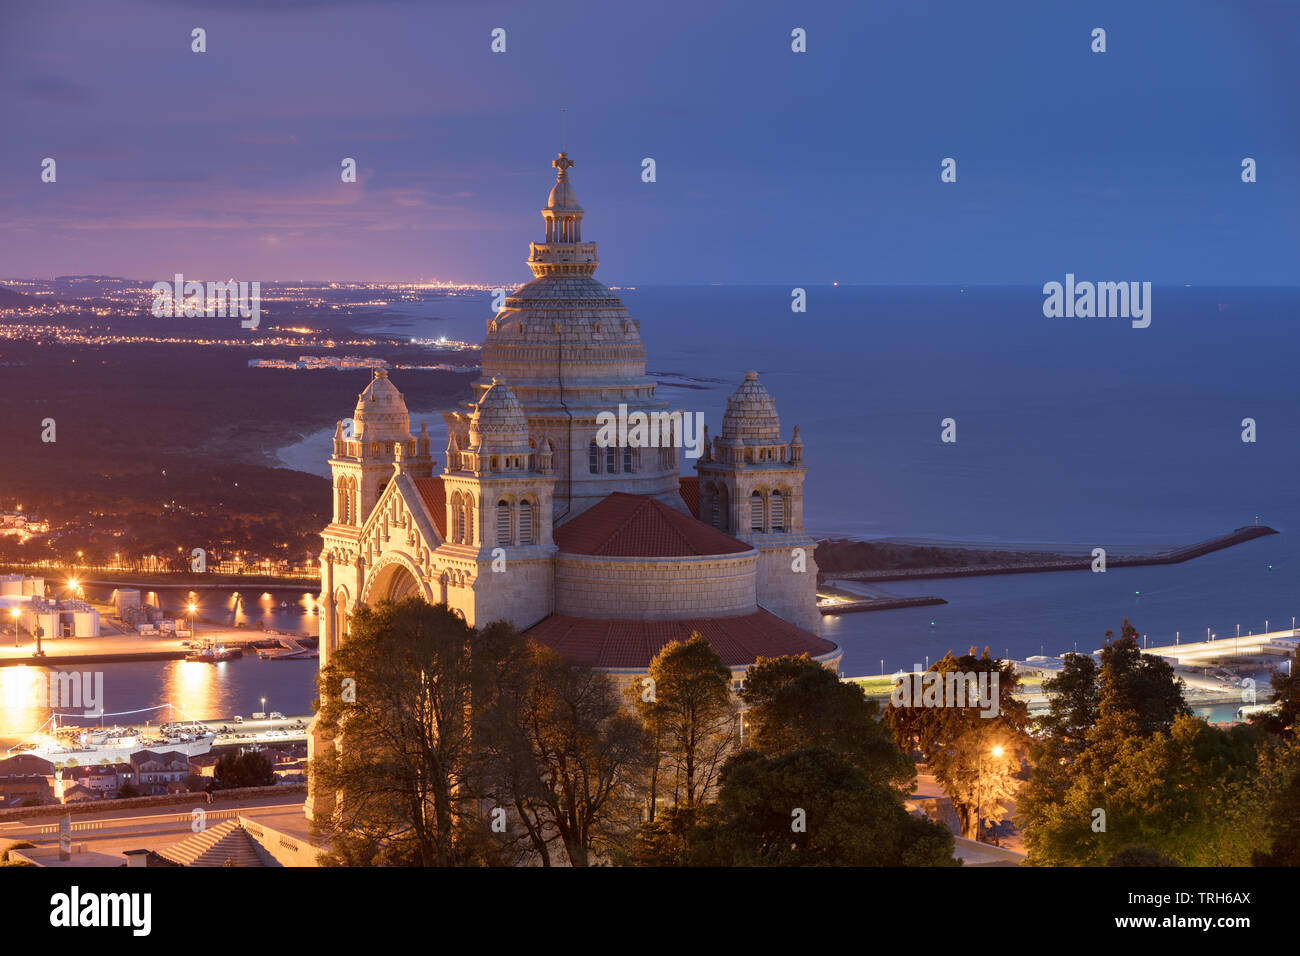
[1036,652,1100,757]
[741,654,913,793]
[214,750,274,789]
[1253,646,1300,735]
[634,633,736,817]
[474,639,652,866]
[311,598,489,866]
[1251,735,1300,865]
[635,748,956,866]
[1107,845,1178,867]
[1097,620,1188,735]
[1020,716,1271,866]
[883,648,1029,839]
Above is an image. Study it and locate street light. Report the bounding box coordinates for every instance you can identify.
[187,602,197,635]
[9,607,20,646]
[977,744,1005,844]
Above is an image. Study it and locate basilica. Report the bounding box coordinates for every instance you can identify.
[313,151,840,683]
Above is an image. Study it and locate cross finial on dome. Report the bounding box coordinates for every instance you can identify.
[553,151,574,180]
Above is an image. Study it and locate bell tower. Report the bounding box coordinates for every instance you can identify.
[696,372,820,634]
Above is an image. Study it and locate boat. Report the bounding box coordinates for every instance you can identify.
[13,726,214,765]
[186,640,242,663]
[7,704,218,766]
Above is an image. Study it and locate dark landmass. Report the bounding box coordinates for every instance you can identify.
[0,285,40,308]
[816,526,1278,583]
[0,312,478,567]
[815,539,1076,575]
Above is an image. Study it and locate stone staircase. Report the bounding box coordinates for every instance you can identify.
[159,820,265,867]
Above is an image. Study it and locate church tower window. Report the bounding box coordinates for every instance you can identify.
[623,446,633,473]
[496,500,512,546]
[605,445,616,473]
[750,491,764,532]
[451,491,464,542]
[771,490,785,531]
[519,500,535,545]
[588,441,599,474]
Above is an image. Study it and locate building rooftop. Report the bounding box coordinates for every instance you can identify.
[554,492,750,558]
[524,607,837,669]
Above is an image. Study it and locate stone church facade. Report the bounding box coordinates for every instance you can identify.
[307,151,839,820]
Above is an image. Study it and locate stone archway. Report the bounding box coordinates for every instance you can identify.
[364,552,432,606]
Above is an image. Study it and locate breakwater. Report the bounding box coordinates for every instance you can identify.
[824,525,1278,584]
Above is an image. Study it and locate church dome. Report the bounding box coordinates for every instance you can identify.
[468,378,532,455]
[547,178,581,211]
[353,369,412,442]
[720,371,780,443]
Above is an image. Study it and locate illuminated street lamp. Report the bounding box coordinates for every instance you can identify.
[187,602,197,634]
[10,607,20,646]
[977,744,1005,845]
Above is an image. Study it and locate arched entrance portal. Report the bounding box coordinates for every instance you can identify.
[365,555,429,606]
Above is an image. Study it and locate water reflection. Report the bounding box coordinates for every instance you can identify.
[0,657,318,750]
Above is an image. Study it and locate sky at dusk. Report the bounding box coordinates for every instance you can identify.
[1,0,1298,285]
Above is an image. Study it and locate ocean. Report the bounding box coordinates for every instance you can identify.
[279,285,1300,680]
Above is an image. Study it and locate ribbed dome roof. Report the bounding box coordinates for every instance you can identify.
[547,178,581,211]
[720,371,780,443]
[468,378,532,455]
[353,369,412,442]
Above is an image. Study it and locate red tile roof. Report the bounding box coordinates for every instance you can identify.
[524,608,838,669]
[678,475,699,517]
[554,492,750,557]
[412,476,447,539]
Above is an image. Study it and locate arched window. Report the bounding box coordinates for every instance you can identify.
[710,489,720,529]
[519,500,535,545]
[496,500,512,546]
[464,498,475,544]
[589,441,599,474]
[605,444,616,473]
[623,445,633,473]
[750,491,764,532]
[451,491,464,543]
[771,490,785,531]
[716,486,729,531]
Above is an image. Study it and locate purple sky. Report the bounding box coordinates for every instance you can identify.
[2,0,1298,285]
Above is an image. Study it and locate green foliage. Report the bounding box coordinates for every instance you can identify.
[312,598,485,866]
[883,648,1029,838]
[742,654,913,793]
[634,748,956,867]
[634,633,736,815]
[1097,621,1190,735]
[1017,620,1274,866]
[1253,646,1300,735]
[214,751,275,790]
[1036,652,1100,758]
[1022,716,1283,866]
[473,633,652,867]
[1107,845,1179,867]
[1252,735,1300,865]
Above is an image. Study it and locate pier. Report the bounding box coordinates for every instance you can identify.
[825,525,1279,584]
